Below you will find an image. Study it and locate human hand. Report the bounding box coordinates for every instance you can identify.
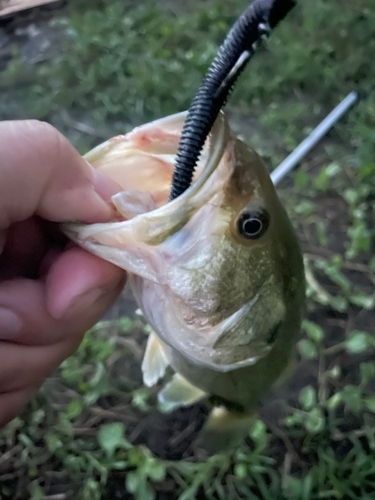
[0,120,126,427]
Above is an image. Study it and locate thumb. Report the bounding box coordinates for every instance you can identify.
[0,120,120,229]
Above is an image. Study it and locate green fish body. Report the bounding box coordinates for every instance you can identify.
[65,111,305,450]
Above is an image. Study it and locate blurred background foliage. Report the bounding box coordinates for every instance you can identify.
[0,0,375,499]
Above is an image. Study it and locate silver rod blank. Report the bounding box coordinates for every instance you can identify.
[271,91,358,185]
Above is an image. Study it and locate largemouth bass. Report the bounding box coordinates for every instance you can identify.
[65,110,305,449]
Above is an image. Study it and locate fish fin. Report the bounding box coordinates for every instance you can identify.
[112,190,157,219]
[196,407,256,454]
[158,374,207,411]
[141,331,170,387]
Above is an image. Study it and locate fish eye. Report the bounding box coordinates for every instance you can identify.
[237,208,270,240]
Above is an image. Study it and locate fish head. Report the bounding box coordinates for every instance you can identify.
[65,111,304,373]
[143,120,305,372]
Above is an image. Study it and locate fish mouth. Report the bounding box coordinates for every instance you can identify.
[64,110,233,265]
[128,110,232,242]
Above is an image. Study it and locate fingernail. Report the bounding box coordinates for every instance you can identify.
[61,287,105,319]
[0,307,23,339]
[89,163,122,203]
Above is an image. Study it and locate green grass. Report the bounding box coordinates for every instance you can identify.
[1,0,375,499]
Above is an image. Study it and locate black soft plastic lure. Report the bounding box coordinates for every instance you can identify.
[169,0,296,201]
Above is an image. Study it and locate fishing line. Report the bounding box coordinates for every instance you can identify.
[169,0,296,201]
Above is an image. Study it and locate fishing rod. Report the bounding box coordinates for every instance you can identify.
[271,91,358,185]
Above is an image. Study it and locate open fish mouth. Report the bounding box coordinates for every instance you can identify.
[63,110,234,287]
[65,110,231,239]
[124,110,232,236]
